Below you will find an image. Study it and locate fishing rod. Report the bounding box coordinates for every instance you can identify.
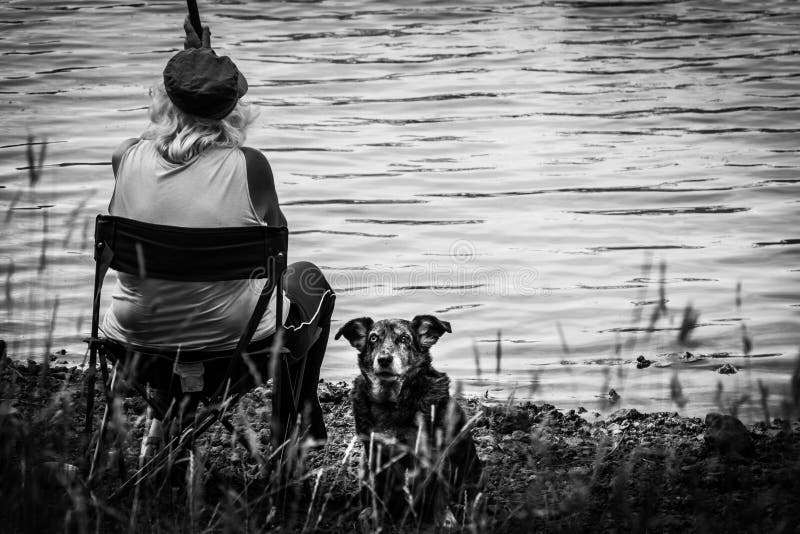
[187,0,203,40]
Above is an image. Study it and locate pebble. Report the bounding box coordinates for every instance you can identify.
[608,408,642,423]
[475,434,497,448]
[568,466,591,477]
[704,412,754,459]
[510,430,530,443]
[317,381,349,403]
[717,363,738,374]
[766,428,785,440]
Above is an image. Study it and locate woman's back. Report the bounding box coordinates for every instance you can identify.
[102,139,287,350]
[110,139,259,227]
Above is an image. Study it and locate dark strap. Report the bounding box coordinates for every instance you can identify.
[242,147,269,221]
[231,280,276,362]
[91,242,115,339]
[213,260,284,405]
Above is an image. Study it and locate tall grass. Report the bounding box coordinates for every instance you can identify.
[2,306,800,533]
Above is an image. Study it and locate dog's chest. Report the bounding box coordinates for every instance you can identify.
[352,374,451,445]
[367,403,420,442]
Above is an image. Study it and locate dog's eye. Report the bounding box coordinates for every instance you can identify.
[398,335,411,345]
[368,333,379,344]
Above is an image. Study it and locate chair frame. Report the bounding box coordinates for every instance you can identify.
[84,214,296,493]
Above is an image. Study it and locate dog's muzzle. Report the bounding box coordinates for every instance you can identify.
[373,354,399,381]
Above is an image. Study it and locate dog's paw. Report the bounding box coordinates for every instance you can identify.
[358,507,377,534]
[437,506,458,531]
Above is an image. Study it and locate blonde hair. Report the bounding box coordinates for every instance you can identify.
[142,81,257,164]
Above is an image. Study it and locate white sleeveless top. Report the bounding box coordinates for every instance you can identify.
[101,140,289,350]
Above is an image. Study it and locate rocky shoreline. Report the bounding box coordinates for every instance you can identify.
[1,350,799,533]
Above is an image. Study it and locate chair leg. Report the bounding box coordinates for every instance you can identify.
[85,345,97,435]
[99,349,120,475]
[296,321,330,442]
[276,351,329,445]
[88,363,118,483]
[99,349,110,393]
[271,357,286,450]
[271,354,299,449]
[114,416,127,482]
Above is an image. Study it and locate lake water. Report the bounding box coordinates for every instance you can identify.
[2,0,799,421]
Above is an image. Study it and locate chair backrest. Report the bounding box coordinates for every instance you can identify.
[90,214,288,365]
[94,215,287,282]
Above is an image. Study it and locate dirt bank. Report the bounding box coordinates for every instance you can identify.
[1,350,799,533]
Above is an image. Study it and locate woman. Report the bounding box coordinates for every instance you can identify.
[101,21,334,453]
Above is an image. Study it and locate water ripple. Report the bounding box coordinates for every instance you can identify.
[753,239,800,247]
[34,66,103,75]
[292,172,400,180]
[394,283,486,291]
[591,245,704,252]
[16,162,109,170]
[346,218,485,225]
[283,199,426,206]
[0,140,66,150]
[571,206,749,216]
[291,229,397,238]
[559,32,786,46]
[418,184,735,199]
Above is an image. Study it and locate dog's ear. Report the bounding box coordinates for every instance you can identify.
[411,315,452,349]
[335,317,374,351]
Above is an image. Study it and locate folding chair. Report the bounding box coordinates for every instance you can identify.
[83,214,302,494]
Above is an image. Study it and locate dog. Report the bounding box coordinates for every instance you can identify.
[335,315,482,526]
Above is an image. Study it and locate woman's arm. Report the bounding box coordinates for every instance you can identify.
[111,137,140,178]
[242,147,287,227]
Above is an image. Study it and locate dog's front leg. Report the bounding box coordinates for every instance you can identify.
[435,505,458,531]
[358,506,377,534]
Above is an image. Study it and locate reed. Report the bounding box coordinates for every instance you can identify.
[494,329,502,374]
[677,303,699,347]
[471,339,482,379]
[25,133,46,188]
[38,209,48,273]
[4,259,14,316]
[556,321,571,355]
[669,370,688,409]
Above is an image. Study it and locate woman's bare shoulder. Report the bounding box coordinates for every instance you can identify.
[111,137,141,177]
